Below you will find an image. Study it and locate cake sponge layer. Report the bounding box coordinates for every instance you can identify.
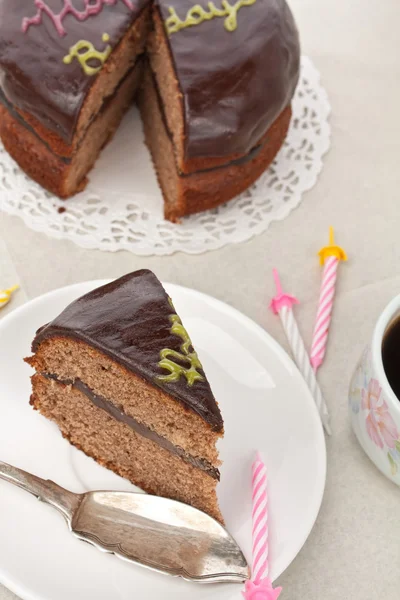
[31,374,223,523]
[26,337,221,465]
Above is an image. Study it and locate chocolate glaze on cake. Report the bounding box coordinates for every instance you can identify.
[33,270,223,431]
[156,0,300,158]
[0,0,145,144]
[0,0,300,158]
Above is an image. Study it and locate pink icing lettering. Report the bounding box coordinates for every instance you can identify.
[22,0,135,37]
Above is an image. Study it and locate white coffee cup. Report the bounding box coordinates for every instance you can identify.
[349,294,400,482]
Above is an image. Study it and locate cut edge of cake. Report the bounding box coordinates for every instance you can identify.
[138,65,293,222]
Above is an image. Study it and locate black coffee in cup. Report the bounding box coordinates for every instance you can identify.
[382,318,400,399]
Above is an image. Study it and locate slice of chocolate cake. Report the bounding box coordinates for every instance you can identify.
[25,270,224,522]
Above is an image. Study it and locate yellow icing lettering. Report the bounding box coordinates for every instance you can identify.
[206,1,226,17]
[63,33,112,76]
[222,0,257,31]
[186,5,210,24]
[157,313,205,386]
[165,0,256,35]
[165,7,184,33]
[222,0,238,31]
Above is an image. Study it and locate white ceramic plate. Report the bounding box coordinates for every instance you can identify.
[0,281,326,600]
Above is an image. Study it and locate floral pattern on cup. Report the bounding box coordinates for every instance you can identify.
[360,377,400,475]
[349,347,370,414]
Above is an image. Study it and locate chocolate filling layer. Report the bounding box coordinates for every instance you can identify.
[43,372,220,481]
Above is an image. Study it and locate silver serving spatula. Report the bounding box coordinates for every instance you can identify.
[0,460,249,583]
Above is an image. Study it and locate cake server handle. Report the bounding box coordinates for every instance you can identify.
[0,460,80,521]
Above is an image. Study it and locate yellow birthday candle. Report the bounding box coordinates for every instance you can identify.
[0,285,19,309]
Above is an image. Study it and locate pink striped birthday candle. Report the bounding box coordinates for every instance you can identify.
[310,227,347,372]
[251,452,269,582]
[242,453,282,600]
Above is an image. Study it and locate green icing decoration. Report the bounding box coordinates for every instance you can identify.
[63,33,112,76]
[157,313,205,386]
[165,0,257,35]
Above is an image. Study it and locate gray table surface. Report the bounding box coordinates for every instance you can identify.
[1,0,400,597]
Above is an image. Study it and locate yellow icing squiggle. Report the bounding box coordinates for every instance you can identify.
[165,0,256,35]
[157,313,205,386]
[63,33,112,76]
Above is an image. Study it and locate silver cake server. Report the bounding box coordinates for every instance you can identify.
[0,460,249,583]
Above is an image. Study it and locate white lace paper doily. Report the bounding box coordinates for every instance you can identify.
[0,56,330,256]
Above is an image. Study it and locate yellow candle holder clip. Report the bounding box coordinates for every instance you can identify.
[0,285,19,309]
[318,227,347,265]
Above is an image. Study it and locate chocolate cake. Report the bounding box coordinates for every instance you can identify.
[25,270,224,522]
[0,0,300,221]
